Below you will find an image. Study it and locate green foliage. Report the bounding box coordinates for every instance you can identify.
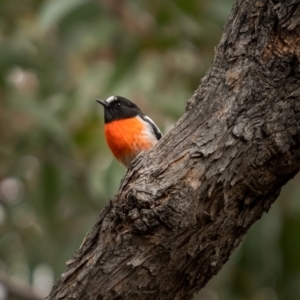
[0,1,299,299]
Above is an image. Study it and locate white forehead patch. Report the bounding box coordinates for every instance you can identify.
[106,96,117,104]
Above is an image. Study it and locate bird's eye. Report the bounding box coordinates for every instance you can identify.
[115,102,121,108]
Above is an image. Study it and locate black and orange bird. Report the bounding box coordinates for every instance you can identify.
[96,96,162,168]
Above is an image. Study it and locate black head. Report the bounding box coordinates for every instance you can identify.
[96,96,142,123]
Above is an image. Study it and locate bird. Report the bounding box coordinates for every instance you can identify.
[96,96,162,168]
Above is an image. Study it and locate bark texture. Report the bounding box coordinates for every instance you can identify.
[48,0,300,299]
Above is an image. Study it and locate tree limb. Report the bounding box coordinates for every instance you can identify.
[47,0,300,299]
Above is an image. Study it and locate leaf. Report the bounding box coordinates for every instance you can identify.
[39,0,88,30]
[10,97,73,149]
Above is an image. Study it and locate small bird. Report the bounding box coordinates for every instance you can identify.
[96,96,162,168]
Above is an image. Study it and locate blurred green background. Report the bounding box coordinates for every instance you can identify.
[0,0,299,299]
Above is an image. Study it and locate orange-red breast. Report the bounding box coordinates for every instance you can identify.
[96,96,162,168]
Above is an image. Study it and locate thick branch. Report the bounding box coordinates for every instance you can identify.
[48,0,300,299]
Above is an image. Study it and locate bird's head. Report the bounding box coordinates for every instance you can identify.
[96,96,142,123]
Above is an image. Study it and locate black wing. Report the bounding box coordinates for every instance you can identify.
[140,114,162,141]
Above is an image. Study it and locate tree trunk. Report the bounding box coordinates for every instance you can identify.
[47,0,300,299]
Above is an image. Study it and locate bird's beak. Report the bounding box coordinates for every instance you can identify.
[96,99,108,107]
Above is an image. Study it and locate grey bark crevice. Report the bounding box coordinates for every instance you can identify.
[47,0,300,299]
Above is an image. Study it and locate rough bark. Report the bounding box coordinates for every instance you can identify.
[47,0,300,299]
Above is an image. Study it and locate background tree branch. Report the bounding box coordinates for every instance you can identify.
[0,272,43,300]
[47,0,300,299]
